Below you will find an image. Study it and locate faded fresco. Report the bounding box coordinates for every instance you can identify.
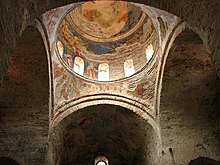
[71,1,130,38]
[41,1,178,117]
[56,1,157,81]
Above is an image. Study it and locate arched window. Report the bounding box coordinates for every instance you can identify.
[57,40,64,57]
[97,162,106,165]
[98,63,109,81]
[73,56,84,75]
[146,44,154,63]
[124,59,135,77]
[95,156,109,165]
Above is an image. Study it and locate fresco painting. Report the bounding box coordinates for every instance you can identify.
[85,61,98,80]
[59,15,153,55]
[53,52,157,109]
[42,4,75,46]
[67,1,143,40]
[56,7,156,81]
[81,1,128,37]
[131,80,156,100]
[63,50,74,68]
[58,16,153,55]
[41,2,179,112]
[53,60,129,104]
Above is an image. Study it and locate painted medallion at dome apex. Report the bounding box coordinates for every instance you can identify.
[66,1,145,41]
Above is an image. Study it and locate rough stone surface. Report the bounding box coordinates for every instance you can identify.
[160,30,220,164]
[188,157,220,165]
[49,105,160,165]
[0,27,49,164]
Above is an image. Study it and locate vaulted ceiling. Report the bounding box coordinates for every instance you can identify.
[0,1,219,165]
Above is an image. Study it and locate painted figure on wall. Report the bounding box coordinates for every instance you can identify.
[81,1,128,38]
[86,61,97,80]
[64,49,73,68]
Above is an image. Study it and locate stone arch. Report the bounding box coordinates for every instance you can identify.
[0,26,50,164]
[188,157,219,165]
[48,99,161,165]
[159,26,220,164]
[0,157,20,165]
[155,22,186,116]
[51,95,156,127]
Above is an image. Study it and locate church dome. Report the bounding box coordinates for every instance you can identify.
[56,1,158,81]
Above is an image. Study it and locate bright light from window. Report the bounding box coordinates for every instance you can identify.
[95,156,108,165]
[73,56,84,75]
[146,44,154,63]
[97,161,106,165]
[98,63,109,81]
[124,59,135,77]
[57,40,64,57]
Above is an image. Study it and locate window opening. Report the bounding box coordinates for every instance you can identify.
[97,161,107,165]
[124,59,135,77]
[57,40,64,57]
[95,156,109,165]
[74,56,84,75]
[98,63,109,81]
[146,44,154,63]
